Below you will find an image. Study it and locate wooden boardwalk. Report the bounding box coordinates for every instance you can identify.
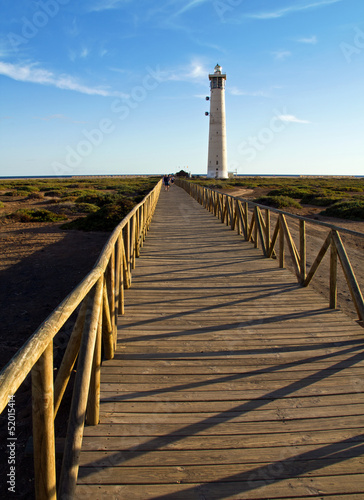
[76,185,364,499]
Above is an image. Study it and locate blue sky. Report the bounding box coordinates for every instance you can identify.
[0,0,363,177]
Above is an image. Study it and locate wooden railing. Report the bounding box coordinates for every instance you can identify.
[177,179,364,325]
[0,179,162,499]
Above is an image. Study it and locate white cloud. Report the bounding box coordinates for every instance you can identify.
[161,60,209,83]
[278,114,311,124]
[33,114,87,124]
[0,61,128,98]
[80,47,89,58]
[248,0,343,20]
[230,87,268,97]
[272,51,292,60]
[89,0,131,12]
[172,0,210,17]
[297,35,318,44]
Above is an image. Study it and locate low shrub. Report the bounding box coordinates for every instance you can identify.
[61,198,136,231]
[321,200,364,220]
[0,201,4,209]
[268,187,313,199]
[28,192,45,200]
[43,190,63,198]
[75,192,116,207]
[75,202,100,213]
[253,196,302,210]
[7,209,67,222]
[300,194,343,206]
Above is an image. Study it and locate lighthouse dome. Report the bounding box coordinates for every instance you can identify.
[214,64,222,74]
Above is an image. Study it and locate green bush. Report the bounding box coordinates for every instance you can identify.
[75,202,100,213]
[43,190,63,197]
[28,192,45,200]
[253,196,302,210]
[61,198,136,231]
[0,201,4,209]
[7,209,67,222]
[321,200,364,220]
[300,194,343,206]
[267,187,313,199]
[75,192,116,207]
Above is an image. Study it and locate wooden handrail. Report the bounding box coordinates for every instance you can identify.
[177,179,364,325]
[0,179,162,499]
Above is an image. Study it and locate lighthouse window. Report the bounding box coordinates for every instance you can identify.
[216,161,219,165]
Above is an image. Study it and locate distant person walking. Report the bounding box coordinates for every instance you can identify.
[163,174,170,191]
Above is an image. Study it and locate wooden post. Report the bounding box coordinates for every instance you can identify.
[31,342,56,500]
[265,209,270,254]
[124,222,131,287]
[114,235,121,321]
[119,237,125,315]
[131,213,136,270]
[58,278,103,499]
[279,216,284,268]
[86,306,102,426]
[300,220,306,284]
[254,208,258,248]
[244,202,249,240]
[330,231,338,309]
[106,249,116,343]
[102,282,115,360]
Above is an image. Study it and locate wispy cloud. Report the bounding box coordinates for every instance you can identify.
[278,114,311,124]
[160,59,209,83]
[172,0,210,18]
[88,0,131,12]
[248,0,343,20]
[33,114,87,124]
[230,87,269,97]
[0,61,128,98]
[272,50,292,60]
[297,35,318,44]
[68,46,90,62]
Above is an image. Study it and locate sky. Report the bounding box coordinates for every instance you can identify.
[0,0,364,177]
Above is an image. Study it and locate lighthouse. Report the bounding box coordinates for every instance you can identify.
[207,64,228,179]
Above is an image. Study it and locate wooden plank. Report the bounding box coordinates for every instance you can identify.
[75,486,364,500]
[82,416,364,436]
[77,458,364,483]
[80,428,364,450]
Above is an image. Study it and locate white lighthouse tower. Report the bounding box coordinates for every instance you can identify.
[207,64,228,179]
